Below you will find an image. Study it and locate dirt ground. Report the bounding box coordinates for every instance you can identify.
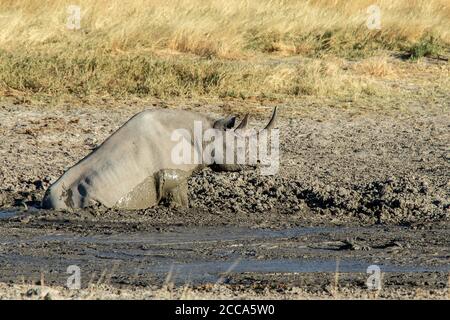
[0,99,449,299]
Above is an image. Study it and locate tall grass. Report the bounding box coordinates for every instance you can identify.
[0,0,449,102]
[1,0,449,57]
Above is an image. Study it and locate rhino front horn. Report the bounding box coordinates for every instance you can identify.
[263,106,278,130]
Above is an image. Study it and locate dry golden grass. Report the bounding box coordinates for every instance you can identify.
[1,0,449,56]
[0,282,447,300]
[0,0,449,103]
[353,55,396,77]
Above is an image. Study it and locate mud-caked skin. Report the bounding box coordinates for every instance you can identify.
[112,169,190,209]
[155,169,190,208]
[114,175,157,210]
[41,108,277,210]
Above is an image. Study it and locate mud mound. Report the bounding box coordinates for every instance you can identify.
[188,168,449,224]
[2,167,447,226]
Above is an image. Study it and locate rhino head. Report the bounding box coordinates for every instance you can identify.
[210,107,278,172]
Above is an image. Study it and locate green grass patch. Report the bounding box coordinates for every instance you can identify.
[406,35,443,60]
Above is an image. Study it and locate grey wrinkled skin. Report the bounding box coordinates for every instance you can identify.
[42,108,277,210]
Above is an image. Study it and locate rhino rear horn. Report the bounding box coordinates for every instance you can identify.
[235,114,249,130]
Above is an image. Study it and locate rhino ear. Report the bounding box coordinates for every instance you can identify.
[213,115,236,130]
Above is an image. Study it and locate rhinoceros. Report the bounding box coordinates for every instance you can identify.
[41,107,277,210]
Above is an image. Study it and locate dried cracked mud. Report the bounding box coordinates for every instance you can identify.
[0,101,449,299]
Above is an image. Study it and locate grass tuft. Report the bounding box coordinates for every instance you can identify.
[407,35,443,60]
